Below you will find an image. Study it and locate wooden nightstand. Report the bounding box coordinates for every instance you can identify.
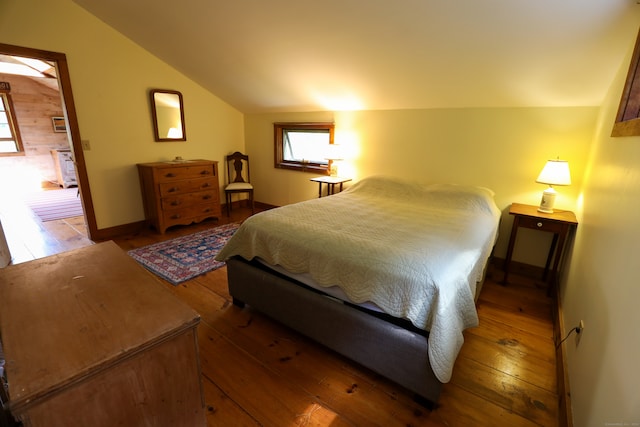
[503,203,578,294]
[310,176,352,198]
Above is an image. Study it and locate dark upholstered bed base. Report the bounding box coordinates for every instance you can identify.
[226,256,443,405]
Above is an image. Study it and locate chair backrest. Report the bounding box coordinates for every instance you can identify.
[226,151,250,184]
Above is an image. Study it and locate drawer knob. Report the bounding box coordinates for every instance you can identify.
[165,173,176,178]
[202,195,211,200]
[171,214,181,219]
[170,201,181,206]
[200,170,210,175]
[168,187,178,192]
[202,183,210,188]
[537,222,543,228]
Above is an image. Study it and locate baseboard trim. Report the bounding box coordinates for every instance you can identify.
[254,201,277,210]
[92,220,148,241]
[554,281,573,427]
[223,200,278,214]
[93,201,278,241]
[491,257,545,280]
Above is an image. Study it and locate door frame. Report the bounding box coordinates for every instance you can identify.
[0,43,97,240]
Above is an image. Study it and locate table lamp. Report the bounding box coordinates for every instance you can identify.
[325,144,343,177]
[536,159,571,213]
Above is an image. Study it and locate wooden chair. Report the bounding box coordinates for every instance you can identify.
[225,151,254,216]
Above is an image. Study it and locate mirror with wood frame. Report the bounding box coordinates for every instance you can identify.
[150,89,186,141]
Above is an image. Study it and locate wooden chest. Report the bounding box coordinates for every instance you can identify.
[0,241,205,427]
[137,159,221,233]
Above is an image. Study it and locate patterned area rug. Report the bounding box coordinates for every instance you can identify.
[128,223,240,285]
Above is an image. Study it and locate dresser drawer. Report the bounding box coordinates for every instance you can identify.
[518,216,565,233]
[162,204,221,225]
[159,177,217,197]
[161,191,219,211]
[155,165,215,183]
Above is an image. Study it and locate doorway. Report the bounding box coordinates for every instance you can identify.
[0,43,97,262]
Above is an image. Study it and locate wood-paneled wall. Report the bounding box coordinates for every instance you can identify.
[0,73,69,186]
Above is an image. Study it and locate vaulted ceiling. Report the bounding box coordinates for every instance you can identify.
[73,0,639,113]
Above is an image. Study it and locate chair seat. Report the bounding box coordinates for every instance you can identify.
[226,182,253,191]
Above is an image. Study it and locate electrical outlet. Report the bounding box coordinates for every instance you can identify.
[577,320,585,334]
[81,139,91,150]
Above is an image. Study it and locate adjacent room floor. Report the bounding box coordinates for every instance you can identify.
[0,187,91,265]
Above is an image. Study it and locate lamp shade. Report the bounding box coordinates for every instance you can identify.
[536,159,571,186]
[324,143,343,161]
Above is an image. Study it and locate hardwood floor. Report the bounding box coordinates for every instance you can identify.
[0,189,92,265]
[2,206,559,426]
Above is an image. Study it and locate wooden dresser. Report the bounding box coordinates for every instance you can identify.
[0,241,205,427]
[137,159,221,233]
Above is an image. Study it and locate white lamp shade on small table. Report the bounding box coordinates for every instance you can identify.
[325,144,344,177]
[536,159,571,213]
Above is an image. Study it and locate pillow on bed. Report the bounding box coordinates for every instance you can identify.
[424,183,499,216]
[346,176,498,216]
[427,183,495,198]
[344,175,426,199]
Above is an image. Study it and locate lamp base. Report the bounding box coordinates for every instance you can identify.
[537,206,554,214]
[538,187,557,213]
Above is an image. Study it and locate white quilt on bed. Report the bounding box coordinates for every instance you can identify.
[216,176,501,382]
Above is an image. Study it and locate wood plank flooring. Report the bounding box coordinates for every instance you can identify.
[0,188,92,265]
[2,205,559,426]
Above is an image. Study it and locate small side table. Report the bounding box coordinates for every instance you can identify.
[503,203,578,294]
[310,176,352,198]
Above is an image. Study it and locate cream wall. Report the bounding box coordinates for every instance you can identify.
[245,107,597,261]
[562,31,640,426]
[0,0,245,230]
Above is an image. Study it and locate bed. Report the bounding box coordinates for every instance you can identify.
[215,175,501,405]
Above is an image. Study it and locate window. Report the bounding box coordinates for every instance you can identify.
[274,122,334,173]
[0,90,24,155]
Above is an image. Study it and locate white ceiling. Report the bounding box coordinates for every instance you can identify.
[73,0,640,113]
